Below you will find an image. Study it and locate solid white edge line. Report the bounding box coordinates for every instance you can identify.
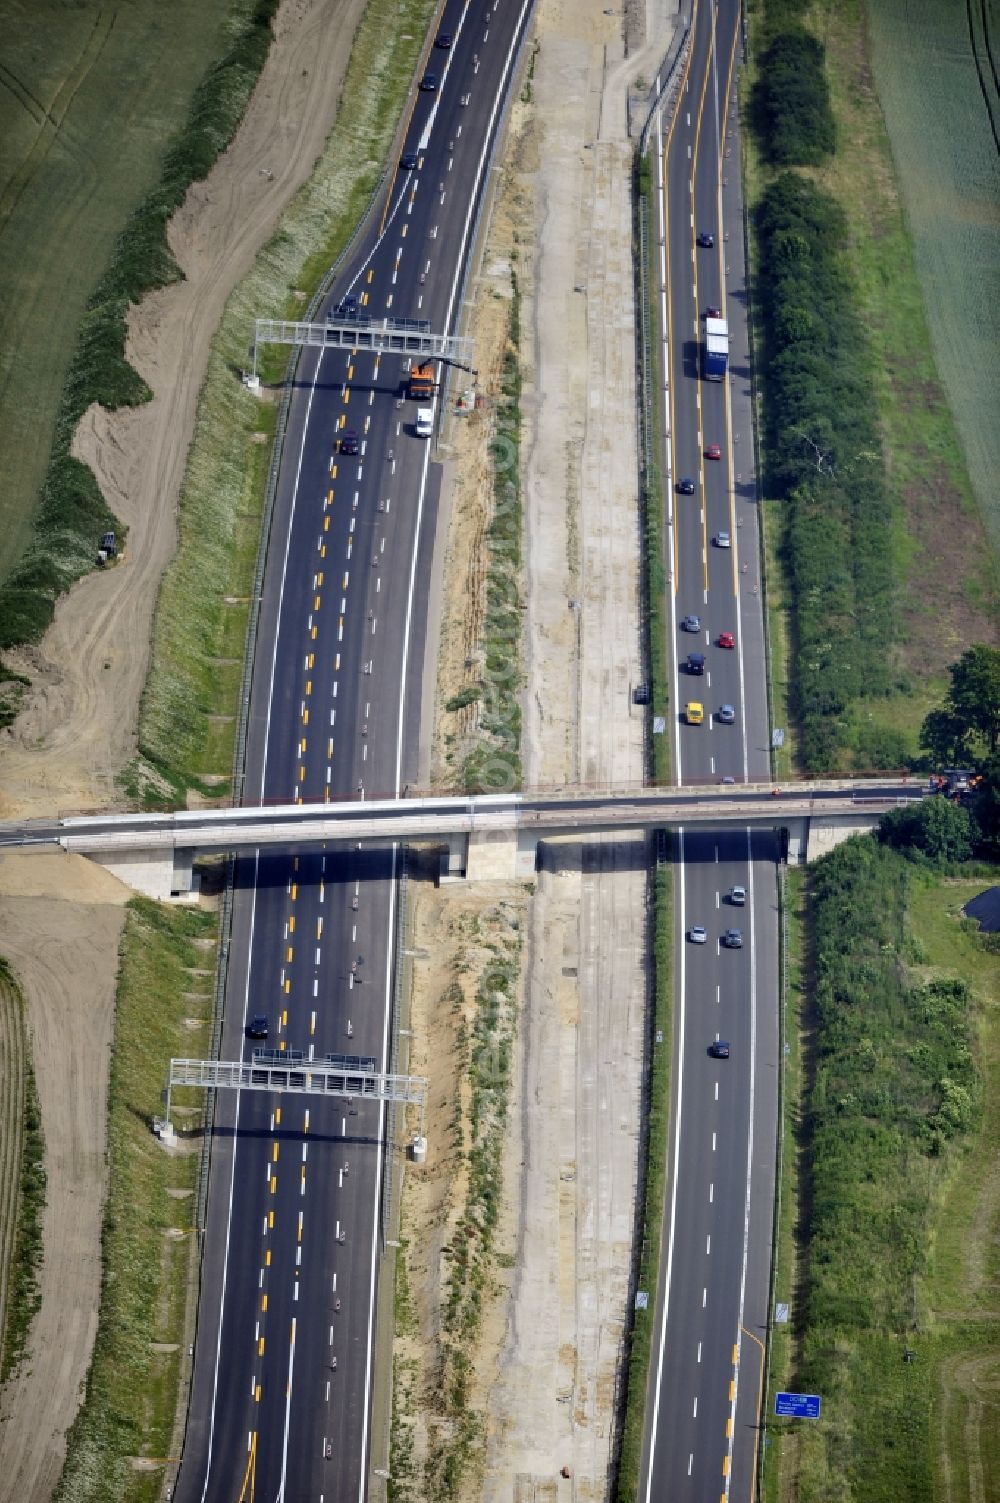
[198,849,261,1502]
[643,824,685,1503]
[725,830,757,1495]
[258,363,323,795]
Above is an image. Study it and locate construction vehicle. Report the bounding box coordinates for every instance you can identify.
[408,361,436,399]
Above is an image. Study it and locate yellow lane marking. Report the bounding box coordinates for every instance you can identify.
[367,267,374,283]
[272,1143,279,1162]
[288,915,295,933]
[290,883,297,901]
[286,946,293,963]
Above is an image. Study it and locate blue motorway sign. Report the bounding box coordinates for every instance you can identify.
[775,1392,821,1419]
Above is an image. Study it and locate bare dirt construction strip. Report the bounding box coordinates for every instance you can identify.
[0,0,365,821]
[0,2,368,1496]
[0,853,127,1503]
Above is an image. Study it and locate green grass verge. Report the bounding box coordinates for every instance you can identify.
[761,865,805,1499]
[0,957,46,1382]
[760,499,795,779]
[0,0,280,653]
[133,0,436,801]
[615,855,673,1501]
[53,898,216,1503]
[766,841,1000,1500]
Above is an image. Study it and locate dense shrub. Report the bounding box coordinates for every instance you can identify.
[0,0,279,653]
[805,839,979,1335]
[756,173,894,768]
[878,796,976,863]
[752,29,836,165]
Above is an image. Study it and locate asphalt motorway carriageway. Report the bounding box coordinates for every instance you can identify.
[173,4,535,1500]
[642,3,780,1502]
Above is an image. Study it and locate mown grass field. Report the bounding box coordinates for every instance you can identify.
[866,0,1000,558]
[0,0,250,583]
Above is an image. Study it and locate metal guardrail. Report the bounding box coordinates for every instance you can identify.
[637,1,694,157]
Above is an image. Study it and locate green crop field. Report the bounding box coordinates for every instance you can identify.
[0,0,257,584]
[867,0,1000,555]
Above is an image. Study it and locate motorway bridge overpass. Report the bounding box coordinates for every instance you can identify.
[5,779,924,898]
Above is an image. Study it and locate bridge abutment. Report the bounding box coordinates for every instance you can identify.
[93,847,200,903]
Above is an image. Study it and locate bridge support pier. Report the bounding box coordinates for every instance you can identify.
[785,818,808,866]
[441,829,538,883]
[92,847,200,903]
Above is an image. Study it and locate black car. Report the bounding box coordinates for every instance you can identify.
[420,73,438,92]
[400,151,419,170]
[676,476,696,495]
[709,1039,731,1059]
[334,295,359,319]
[248,1014,269,1039]
[697,231,715,248]
[339,429,360,456]
[435,31,453,48]
[686,653,706,675]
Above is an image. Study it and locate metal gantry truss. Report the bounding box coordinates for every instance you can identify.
[164,1055,427,1129]
[252,316,473,374]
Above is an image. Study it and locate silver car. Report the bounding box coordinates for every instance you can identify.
[714,531,731,549]
[689,925,708,945]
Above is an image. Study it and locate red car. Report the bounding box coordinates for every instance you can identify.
[718,631,735,649]
[705,443,722,460]
[705,304,721,318]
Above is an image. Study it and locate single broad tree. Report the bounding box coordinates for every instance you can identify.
[921,645,1000,763]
